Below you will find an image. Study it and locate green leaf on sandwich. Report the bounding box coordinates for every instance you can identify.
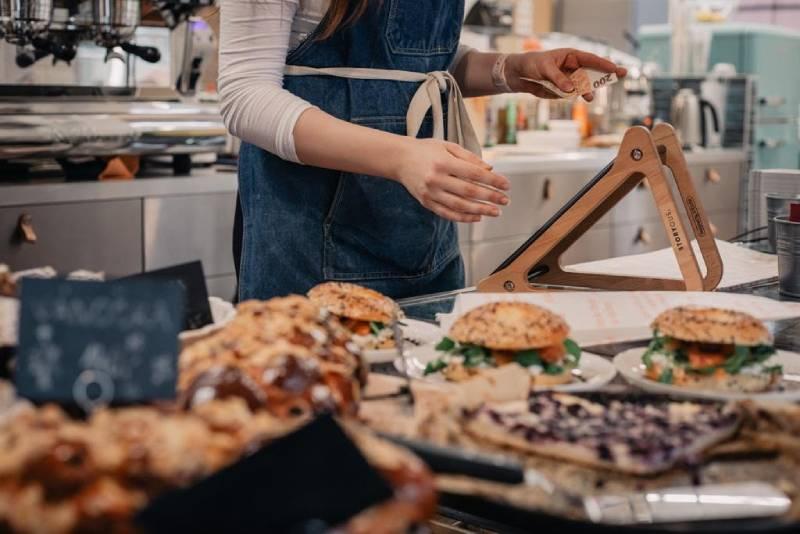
[544,363,565,375]
[369,321,385,336]
[563,338,581,364]
[423,359,447,375]
[462,345,491,367]
[658,367,674,384]
[514,349,543,368]
[724,345,750,374]
[435,337,456,352]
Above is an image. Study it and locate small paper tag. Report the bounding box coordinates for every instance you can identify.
[15,278,184,409]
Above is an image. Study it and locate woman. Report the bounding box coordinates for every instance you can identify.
[219,0,626,300]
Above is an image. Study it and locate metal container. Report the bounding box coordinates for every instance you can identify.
[775,215,800,298]
[92,0,139,41]
[0,0,54,41]
[766,193,800,253]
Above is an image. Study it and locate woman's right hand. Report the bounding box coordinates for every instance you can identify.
[393,138,510,223]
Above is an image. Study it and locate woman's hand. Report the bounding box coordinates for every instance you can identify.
[505,48,627,101]
[393,138,510,223]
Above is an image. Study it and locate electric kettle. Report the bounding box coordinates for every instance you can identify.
[671,88,720,149]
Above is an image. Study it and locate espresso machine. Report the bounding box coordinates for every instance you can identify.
[0,0,225,178]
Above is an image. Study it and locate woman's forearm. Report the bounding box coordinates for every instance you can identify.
[293,107,410,181]
[292,107,511,223]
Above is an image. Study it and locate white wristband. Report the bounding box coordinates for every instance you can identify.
[491,54,513,93]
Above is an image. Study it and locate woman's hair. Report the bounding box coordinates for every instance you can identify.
[318,0,370,39]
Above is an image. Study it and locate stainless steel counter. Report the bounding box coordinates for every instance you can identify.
[0,147,748,297]
[0,170,238,300]
[486,147,747,175]
[0,171,238,207]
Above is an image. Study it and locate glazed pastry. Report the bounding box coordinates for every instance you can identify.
[179,295,366,417]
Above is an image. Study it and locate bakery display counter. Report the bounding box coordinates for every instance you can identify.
[361,278,800,533]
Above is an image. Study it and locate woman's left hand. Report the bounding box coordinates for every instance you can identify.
[505,48,627,102]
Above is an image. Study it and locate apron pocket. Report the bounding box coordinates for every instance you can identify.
[323,117,459,281]
[385,0,462,56]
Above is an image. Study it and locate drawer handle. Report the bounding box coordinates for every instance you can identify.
[706,168,721,184]
[17,213,37,244]
[542,178,553,200]
[634,227,652,245]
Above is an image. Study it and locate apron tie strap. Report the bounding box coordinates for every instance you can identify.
[284,65,482,156]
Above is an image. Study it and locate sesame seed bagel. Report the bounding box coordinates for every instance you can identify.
[449,302,569,350]
[308,282,398,324]
[652,306,772,346]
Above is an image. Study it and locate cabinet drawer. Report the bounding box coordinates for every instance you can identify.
[206,274,237,301]
[687,162,742,214]
[143,193,236,277]
[610,162,742,225]
[0,200,142,276]
[609,178,659,225]
[612,220,672,258]
[471,171,594,243]
[562,227,613,266]
[470,236,527,282]
[707,210,739,241]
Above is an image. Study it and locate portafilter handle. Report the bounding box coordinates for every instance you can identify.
[15,48,50,68]
[31,36,77,63]
[120,41,160,63]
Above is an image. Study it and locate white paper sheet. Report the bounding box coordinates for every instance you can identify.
[0,297,17,347]
[566,240,777,291]
[438,291,800,346]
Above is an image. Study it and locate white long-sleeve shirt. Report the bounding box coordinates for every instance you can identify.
[218,0,471,164]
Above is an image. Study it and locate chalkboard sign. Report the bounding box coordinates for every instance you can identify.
[123,261,213,331]
[137,414,394,534]
[15,278,184,408]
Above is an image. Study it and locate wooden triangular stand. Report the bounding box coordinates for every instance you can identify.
[477,124,723,293]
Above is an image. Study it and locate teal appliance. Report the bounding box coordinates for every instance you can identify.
[639,23,800,170]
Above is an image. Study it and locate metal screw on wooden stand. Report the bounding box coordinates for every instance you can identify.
[631,148,643,161]
[504,281,515,292]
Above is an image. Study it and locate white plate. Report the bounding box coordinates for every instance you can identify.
[363,319,443,364]
[394,343,616,392]
[614,347,800,401]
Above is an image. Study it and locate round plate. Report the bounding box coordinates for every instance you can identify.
[363,319,443,364]
[394,344,616,392]
[614,347,800,401]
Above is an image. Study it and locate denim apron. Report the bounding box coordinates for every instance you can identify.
[237,0,479,301]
